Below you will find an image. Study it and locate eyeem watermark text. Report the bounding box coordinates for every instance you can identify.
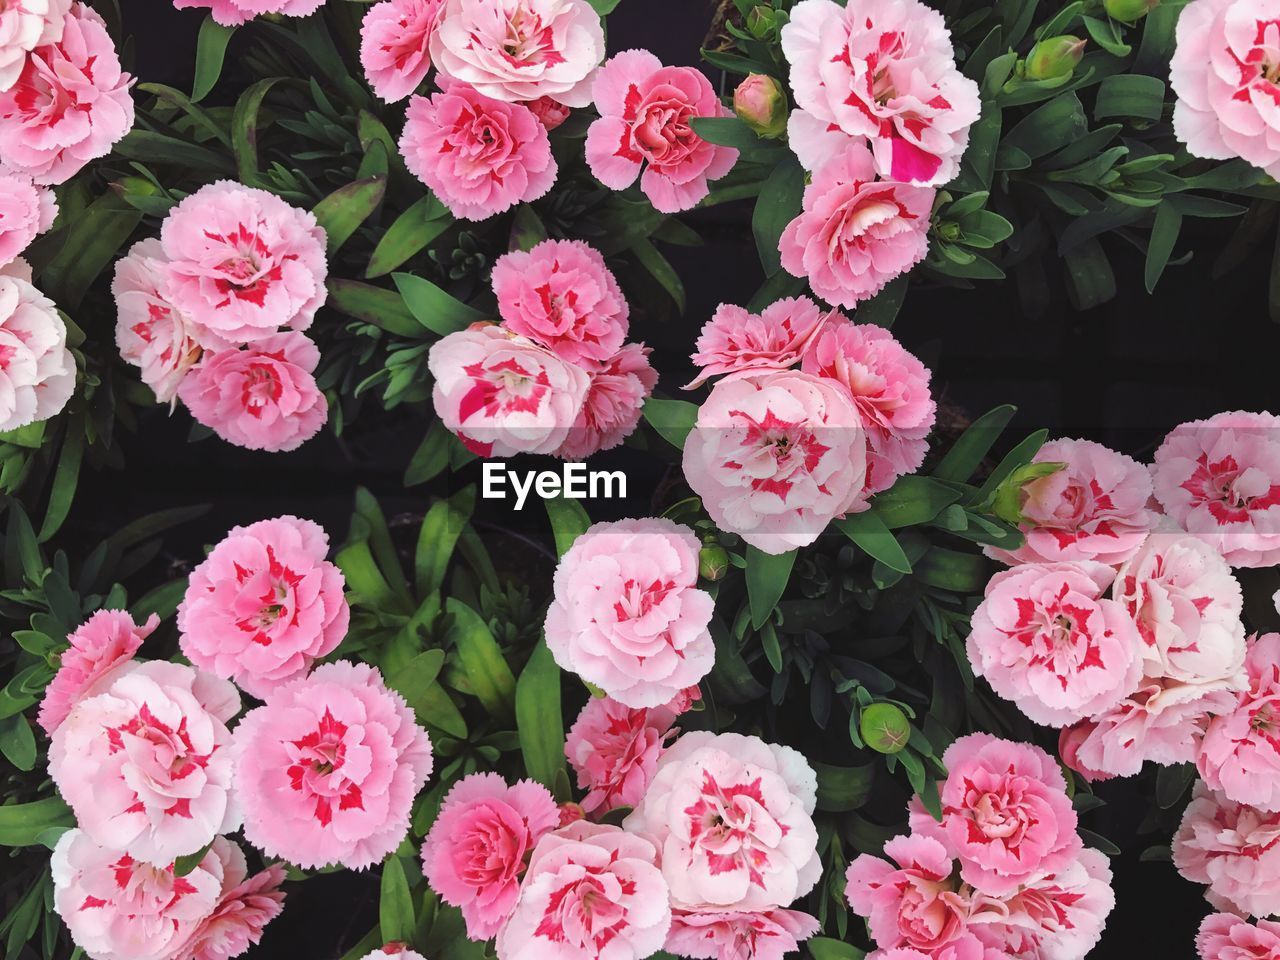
[481,462,627,510]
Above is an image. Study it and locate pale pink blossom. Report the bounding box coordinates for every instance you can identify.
[361,950,428,960]
[545,518,715,708]
[159,181,328,345]
[683,370,868,554]
[430,0,605,107]
[177,515,349,700]
[232,661,433,870]
[0,172,54,265]
[495,820,670,960]
[987,439,1157,566]
[564,695,677,815]
[665,908,820,960]
[492,239,628,364]
[0,0,68,92]
[779,144,934,309]
[173,0,325,28]
[420,772,559,941]
[781,0,980,185]
[624,731,820,912]
[113,238,211,405]
[1198,632,1280,812]
[48,661,241,863]
[846,834,970,954]
[687,297,829,390]
[1171,0,1280,180]
[554,342,657,460]
[967,561,1144,727]
[37,608,157,735]
[0,269,75,430]
[51,829,230,960]
[1197,913,1280,960]
[1152,411,1280,567]
[1174,780,1280,918]
[906,733,1080,897]
[800,316,936,497]
[169,846,286,960]
[586,50,739,213]
[400,80,556,221]
[359,0,445,102]
[0,4,133,185]
[428,325,588,458]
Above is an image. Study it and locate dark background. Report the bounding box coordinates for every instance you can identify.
[91,1,1280,955]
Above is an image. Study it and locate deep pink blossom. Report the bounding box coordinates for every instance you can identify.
[564,695,677,815]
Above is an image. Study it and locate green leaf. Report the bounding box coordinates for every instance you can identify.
[973,429,1050,502]
[174,841,214,877]
[312,176,386,255]
[516,640,566,790]
[746,546,796,629]
[42,180,148,309]
[746,267,806,312]
[1145,202,1182,293]
[0,797,73,847]
[642,398,699,450]
[404,421,453,487]
[932,405,1016,482]
[871,476,963,528]
[813,762,875,812]
[752,156,805,276]
[1063,237,1116,309]
[632,238,686,313]
[379,856,416,944]
[1082,14,1130,57]
[114,130,236,174]
[835,511,912,574]
[393,272,488,336]
[5,501,44,584]
[232,78,282,186]
[192,16,236,102]
[38,414,84,541]
[390,650,446,711]
[366,194,451,279]
[0,713,36,771]
[544,496,591,558]
[808,939,866,960]
[327,279,425,338]
[444,599,516,721]
[688,116,779,158]
[855,275,908,327]
[586,0,621,13]
[416,491,474,597]
[1094,74,1166,121]
[1002,93,1088,160]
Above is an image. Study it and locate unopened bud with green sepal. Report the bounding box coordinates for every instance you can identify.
[699,543,730,581]
[1024,36,1087,81]
[1104,0,1159,22]
[734,74,789,139]
[991,461,1068,526]
[861,703,911,754]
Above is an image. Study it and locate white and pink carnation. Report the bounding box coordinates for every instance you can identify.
[173,0,324,28]
[846,834,970,955]
[554,342,657,461]
[0,0,68,92]
[48,660,241,863]
[169,844,286,960]
[781,0,980,185]
[624,731,820,913]
[586,50,739,213]
[0,172,54,266]
[177,515,349,700]
[1198,632,1280,812]
[1197,913,1280,960]
[359,0,445,102]
[966,561,1144,727]
[427,324,589,458]
[0,269,75,431]
[1174,779,1280,918]
[687,297,829,390]
[545,518,715,708]
[1152,410,1280,567]
[564,695,677,815]
[666,908,820,960]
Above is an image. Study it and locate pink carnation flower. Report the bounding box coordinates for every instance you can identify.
[0,268,75,431]
[420,772,559,941]
[400,79,557,221]
[1198,632,1280,812]
[177,515,349,699]
[496,820,670,960]
[781,0,980,185]
[37,608,157,735]
[587,50,739,213]
[427,325,589,458]
[967,561,1144,727]
[492,239,628,364]
[1174,780,1280,918]
[800,316,936,497]
[361,950,428,960]
[907,733,1080,897]
[51,829,231,960]
[1171,0,1280,180]
[159,181,328,345]
[687,297,829,390]
[177,332,329,453]
[48,661,241,863]
[0,172,55,266]
[0,4,133,185]
[173,0,324,28]
[846,834,971,954]
[359,0,445,102]
[683,370,868,555]
[113,238,212,405]
[665,908,821,960]
[988,438,1157,566]
[169,846,286,960]
[624,731,820,913]
[1058,721,1116,784]
[554,342,657,460]
[0,0,67,91]
[1197,913,1280,960]
[232,661,433,870]
[1152,411,1280,567]
[564,695,677,815]
[779,144,934,309]
[545,518,715,708]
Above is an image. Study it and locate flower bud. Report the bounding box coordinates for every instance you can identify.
[557,801,586,827]
[1024,36,1087,81]
[746,6,775,38]
[1103,0,1158,21]
[860,703,910,754]
[991,461,1067,525]
[699,543,730,581]
[734,74,789,139]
